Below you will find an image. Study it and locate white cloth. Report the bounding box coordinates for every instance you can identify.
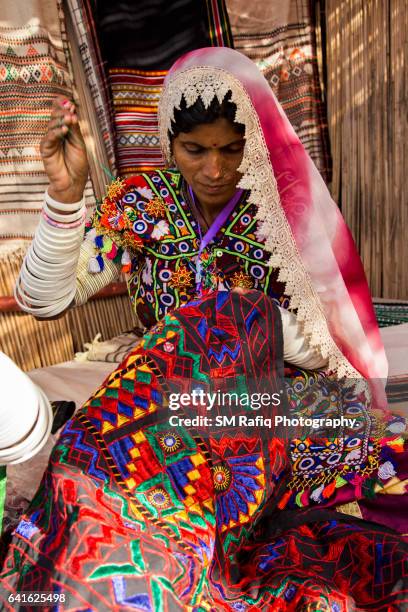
[0,352,53,464]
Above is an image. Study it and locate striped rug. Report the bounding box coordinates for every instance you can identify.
[109,69,167,175]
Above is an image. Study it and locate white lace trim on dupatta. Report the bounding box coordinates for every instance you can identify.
[158,66,361,379]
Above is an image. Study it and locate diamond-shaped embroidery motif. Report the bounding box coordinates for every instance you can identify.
[270,74,280,87]
[20,67,30,83]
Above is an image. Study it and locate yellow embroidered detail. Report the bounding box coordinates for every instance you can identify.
[230,270,254,289]
[169,265,194,290]
[145,196,167,218]
[105,177,126,201]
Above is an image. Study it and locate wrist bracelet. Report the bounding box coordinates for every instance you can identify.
[42,209,86,230]
[26,256,77,279]
[16,276,75,303]
[36,223,84,249]
[45,189,85,211]
[37,216,84,240]
[32,231,82,255]
[14,281,76,315]
[0,385,53,465]
[43,201,86,224]
[26,248,79,275]
[20,269,75,297]
[37,224,83,246]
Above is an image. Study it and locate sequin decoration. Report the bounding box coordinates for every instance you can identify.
[213,464,232,491]
[147,487,171,509]
[158,432,182,453]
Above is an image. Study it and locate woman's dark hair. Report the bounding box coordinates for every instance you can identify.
[169,91,245,140]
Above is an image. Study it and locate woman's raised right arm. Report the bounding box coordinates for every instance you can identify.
[41,96,88,204]
[14,97,120,318]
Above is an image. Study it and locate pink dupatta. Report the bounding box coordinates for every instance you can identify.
[158,47,387,403]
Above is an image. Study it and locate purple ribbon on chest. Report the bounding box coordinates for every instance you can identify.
[188,185,244,294]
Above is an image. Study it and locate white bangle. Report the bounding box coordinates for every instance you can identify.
[14,191,87,317]
[22,266,73,286]
[31,238,82,262]
[35,227,83,251]
[43,201,86,224]
[19,273,74,297]
[15,279,74,304]
[37,218,84,241]
[0,386,53,465]
[0,354,53,465]
[45,189,84,211]
[32,229,82,256]
[14,281,76,316]
[25,249,78,275]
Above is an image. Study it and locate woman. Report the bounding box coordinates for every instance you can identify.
[4,48,407,608]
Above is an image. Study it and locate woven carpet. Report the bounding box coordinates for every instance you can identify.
[386,375,408,406]
[109,69,167,175]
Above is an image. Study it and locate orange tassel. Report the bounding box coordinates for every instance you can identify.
[278,489,293,509]
[322,480,336,499]
[387,437,405,453]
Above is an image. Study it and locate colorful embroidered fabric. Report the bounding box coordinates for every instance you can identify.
[87,169,291,329]
[1,292,407,609]
[84,174,408,513]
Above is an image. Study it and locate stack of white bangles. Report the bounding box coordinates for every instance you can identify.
[14,191,85,317]
[0,352,53,465]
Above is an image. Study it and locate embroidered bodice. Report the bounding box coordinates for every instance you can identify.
[88,170,290,329]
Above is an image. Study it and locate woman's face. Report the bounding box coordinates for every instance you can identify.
[172,117,245,212]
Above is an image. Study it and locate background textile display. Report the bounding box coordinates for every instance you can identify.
[0,0,136,370]
[0,0,81,257]
[226,0,332,183]
[0,0,233,370]
[322,0,408,299]
[97,0,234,176]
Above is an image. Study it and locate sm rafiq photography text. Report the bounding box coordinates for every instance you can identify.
[167,390,360,429]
